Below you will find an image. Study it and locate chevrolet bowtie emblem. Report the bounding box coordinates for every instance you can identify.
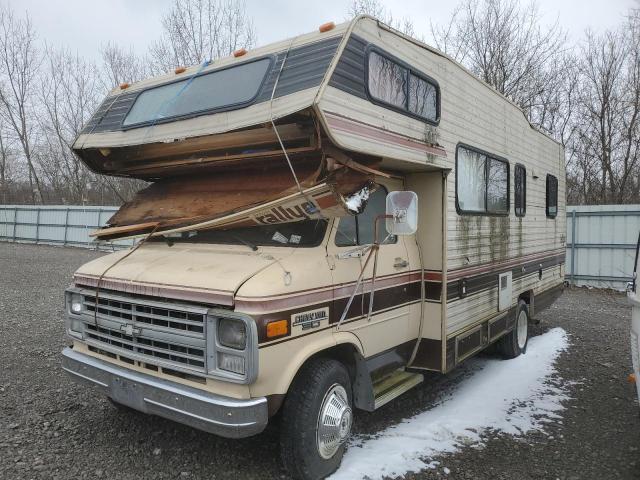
[120,323,140,337]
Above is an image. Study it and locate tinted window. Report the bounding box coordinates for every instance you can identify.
[408,74,437,121]
[123,58,271,127]
[487,158,508,212]
[546,174,558,218]
[368,51,407,109]
[456,145,509,215]
[514,165,526,217]
[335,187,397,246]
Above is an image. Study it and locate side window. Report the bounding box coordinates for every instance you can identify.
[368,52,407,110]
[456,145,509,215]
[367,50,439,124]
[514,164,526,217]
[335,187,396,246]
[546,174,558,218]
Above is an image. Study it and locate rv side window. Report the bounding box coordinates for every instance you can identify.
[335,187,397,246]
[514,164,526,217]
[368,52,407,109]
[546,174,558,218]
[367,50,439,123]
[456,145,509,215]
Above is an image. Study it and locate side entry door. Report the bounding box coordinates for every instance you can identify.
[327,180,420,358]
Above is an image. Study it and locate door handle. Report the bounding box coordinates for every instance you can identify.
[394,258,409,269]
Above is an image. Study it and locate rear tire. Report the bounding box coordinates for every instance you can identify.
[280,358,353,480]
[497,300,529,359]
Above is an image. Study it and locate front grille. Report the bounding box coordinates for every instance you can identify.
[80,290,209,374]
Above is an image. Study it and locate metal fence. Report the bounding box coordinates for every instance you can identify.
[566,205,640,290]
[0,205,134,250]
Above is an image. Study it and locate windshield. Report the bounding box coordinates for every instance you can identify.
[152,219,328,247]
[123,57,271,127]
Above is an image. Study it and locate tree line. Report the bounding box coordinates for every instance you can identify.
[0,0,638,206]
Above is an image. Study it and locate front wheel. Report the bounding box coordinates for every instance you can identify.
[280,358,353,480]
[497,300,529,359]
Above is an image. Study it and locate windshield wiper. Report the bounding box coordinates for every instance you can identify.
[229,233,258,251]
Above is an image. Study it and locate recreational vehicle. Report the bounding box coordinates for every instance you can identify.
[629,233,640,405]
[62,16,566,479]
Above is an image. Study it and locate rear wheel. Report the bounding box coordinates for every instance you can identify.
[497,300,529,359]
[280,358,353,480]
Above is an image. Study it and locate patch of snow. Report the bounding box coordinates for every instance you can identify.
[344,186,371,214]
[331,328,570,480]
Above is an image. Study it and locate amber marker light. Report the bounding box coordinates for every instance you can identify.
[233,48,247,57]
[174,66,186,74]
[628,373,637,384]
[319,21,335,33]
[266,320,289,338]
[119,82,130,90]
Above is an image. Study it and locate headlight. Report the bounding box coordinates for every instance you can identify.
[218,318,246,350]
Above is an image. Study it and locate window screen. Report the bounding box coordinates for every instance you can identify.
[367,50,439,123]
[123,58,271,127]
[514,165,526,217]
[335,187,396,246]
[546,174,558,218]
[456,145,509,215]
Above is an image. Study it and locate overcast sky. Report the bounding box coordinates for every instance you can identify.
[9,0,638,63]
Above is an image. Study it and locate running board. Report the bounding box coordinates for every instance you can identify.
[373,370,424,410]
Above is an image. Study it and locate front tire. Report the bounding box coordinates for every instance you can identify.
[497,300,529,359]
[280,358,353,480]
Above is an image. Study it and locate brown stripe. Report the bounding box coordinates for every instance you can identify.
[447,248,565,280]
[324,111,448,158]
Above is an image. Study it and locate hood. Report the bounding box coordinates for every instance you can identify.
[73,243,287,307]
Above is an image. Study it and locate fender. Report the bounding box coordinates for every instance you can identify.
[249,330,364,400]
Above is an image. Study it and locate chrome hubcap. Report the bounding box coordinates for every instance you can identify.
[317,384,352,459]
[517,310,528,349]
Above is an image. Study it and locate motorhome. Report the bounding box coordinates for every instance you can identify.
[629,234,640,405]
[62,16,566,480]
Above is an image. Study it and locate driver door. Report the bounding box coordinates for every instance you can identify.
[327,180,420,358]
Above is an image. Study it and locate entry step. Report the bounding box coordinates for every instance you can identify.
[373,370,423,410]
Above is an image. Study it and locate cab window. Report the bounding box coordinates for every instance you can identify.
[335,187,397,246]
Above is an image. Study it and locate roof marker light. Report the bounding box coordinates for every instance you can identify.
[233,48,247,58]
[319,21,335,33]
[174,66,186,74]
[119,82,130,90]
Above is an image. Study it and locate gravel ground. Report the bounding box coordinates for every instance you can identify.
[1,243,639,480]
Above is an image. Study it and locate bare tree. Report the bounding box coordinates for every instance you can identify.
[570,15,640,204]
[347,0,417,38]
[38,47,102,203]
[0,5,43,203]
[100,42,149,90]
[148,0,256,73]
[430,0,568,122]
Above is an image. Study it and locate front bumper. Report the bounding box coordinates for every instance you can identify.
[61,347,268,438]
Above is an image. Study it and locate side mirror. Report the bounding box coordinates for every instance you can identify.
[385,191,418,236]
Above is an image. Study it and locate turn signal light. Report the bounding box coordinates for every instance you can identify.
[628,373,637,384]
[174,66,186,74]
[119,82,130,90]
[233,48,247,57]
[319,21,335,33]
[266,319,289,338]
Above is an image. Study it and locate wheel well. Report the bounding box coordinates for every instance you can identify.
[518,290,532,305]
[307,343,361,383]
